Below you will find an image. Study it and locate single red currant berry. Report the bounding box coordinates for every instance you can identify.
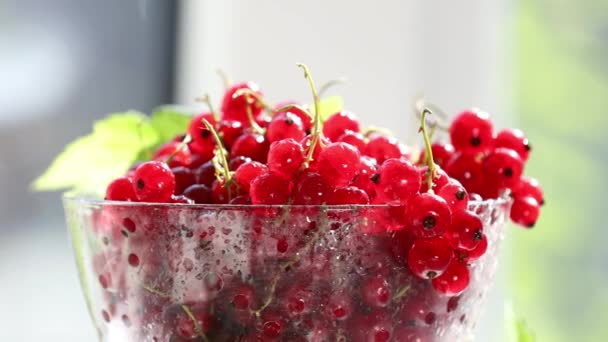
[132,161,175,202]
[512,176,544,205]
[483,148,524,190]
[495,128,530,161]
[437,179,469,212]
[235,161,268,192]
[171,167,196,195]
[230,132,270,163]
[432,259,470,296]
[229,195,251,204]
[324,291,353,321]
[194,161,216,186]
[375,158,421,204]
[282,285,314,317]
[292,170,332,205]
[337,131,366,153]
[267,138,305,180]
[407,236,453,279]
[250,172,291,205]
[266,112,306,143]
[231,284,256,311]
[317,142,360,187]
[262,320,283,338]
[221,82,264,124]
[446,210,483,251]
[211,179,238,204]
[406,193,452,238]
[330,186,370,205]
[361,275,391,308]
[218,120,244,150]
[365,135,402,164]
[445,152,485,195]
[229,155,252,171]
[187,112,216,160]
[105,177,137,201]
[460,232,488,262]
[449,109,494,154]
[182,184,212,204]
[510,196,540,228]
[322,111,360,141]
[273,100,313,132]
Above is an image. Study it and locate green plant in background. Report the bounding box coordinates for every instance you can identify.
[512,1,608,341]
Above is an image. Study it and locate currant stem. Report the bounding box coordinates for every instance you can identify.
[274,103,314,120]
[242,93,266,135]
[317,77,347,98]
[296,63,322,166]
[195,94,220,122]
[165,135,193,164]
[202,119,232,183]
[363,126,394,138]
[216,68,232,89]
[420,108,437,193]
[181,304,209,342]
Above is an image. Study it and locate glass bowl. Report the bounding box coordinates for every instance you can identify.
[63,196,511,342]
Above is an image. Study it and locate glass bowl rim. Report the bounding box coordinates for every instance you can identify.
[63,193,513,210]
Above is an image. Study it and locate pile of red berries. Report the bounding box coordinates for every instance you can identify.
[98,64,543,341]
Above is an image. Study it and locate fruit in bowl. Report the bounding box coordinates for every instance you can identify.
[37,64,544,341]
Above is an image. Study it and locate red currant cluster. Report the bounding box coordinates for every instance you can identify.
[97,64,543,341]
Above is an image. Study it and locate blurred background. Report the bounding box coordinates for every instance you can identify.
[0,0,605,341]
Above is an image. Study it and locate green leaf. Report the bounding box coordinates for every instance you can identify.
[150,106,193,143]
[32,111,160,194]
[309,96,343,122]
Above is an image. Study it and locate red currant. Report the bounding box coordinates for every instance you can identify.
[407,236,453,279]
[292,170,332,205]
[512,176,544,205]
[317,142,360,187]
[365,135,402,164]
[449,109,494,154]
[211,178,238,204]
[510,196,540,228]
[182,184,212,204]
[194,161,216,186]
[445,152,484,195]
[337,131,366,153]
[460,232,488,262]
[322,111,360,141]
[495,128,530,161]
[230,132,270,163]
[324,291,353,321]
[132,161,175,202]
[375,158,420,204]
[187,113,217,161]
[105,177,137,201]
[483,148,524,195]
[300,135,330,169]
[153,141,193,168]
[221,82,264,124]
[361,275,391,308]
[419,142,455,168]
[437,179,469,212]
[171,167,196,195]
[234,161,268,192]
[229,155,252,171]
[273,100,312,131]
[218,120,244,150]
[330,186,369,205]
[431,259,470,296]
[406,193,452,238]
[446,210,483,251]
[267,138,305,180]
[250,172,291,205]
[266,112,306,143]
